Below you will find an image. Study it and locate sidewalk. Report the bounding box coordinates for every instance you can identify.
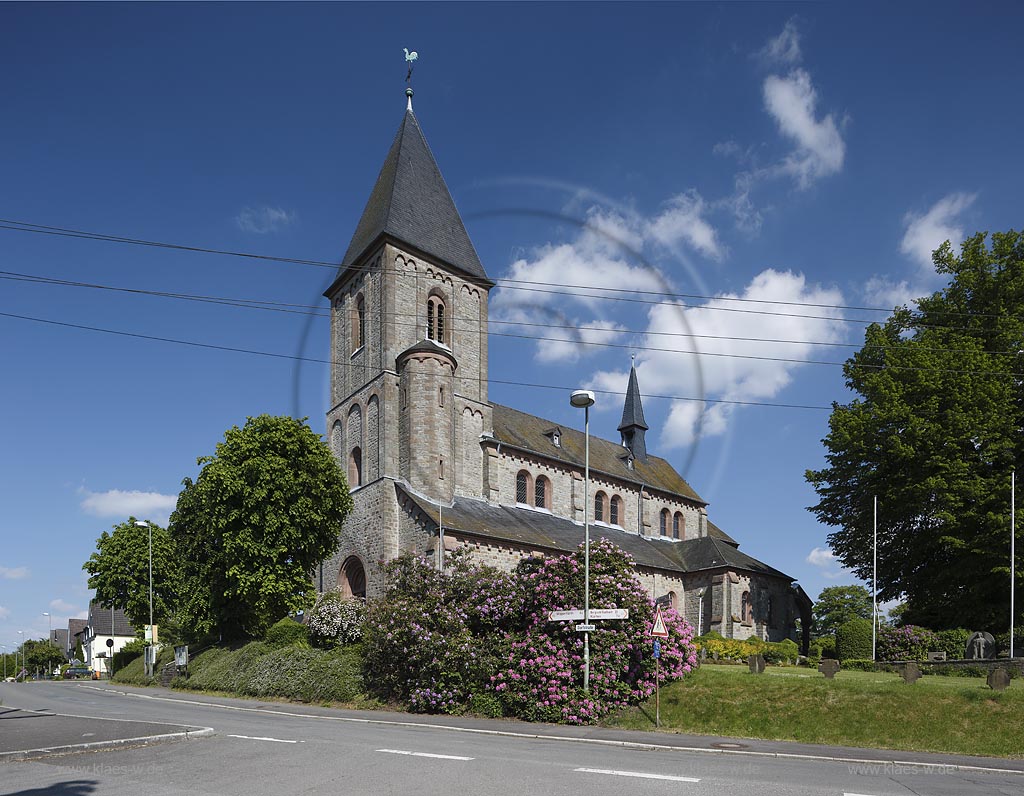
[0,706,213,762]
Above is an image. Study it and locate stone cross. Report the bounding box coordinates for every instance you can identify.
[818,658,840,679]
[748,654,765,674]
[987,668,1011,692]
[900,662,921,685]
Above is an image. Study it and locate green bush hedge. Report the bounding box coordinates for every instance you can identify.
[175,641,366,704]
[111,646,176,686]
[264,618,309,647]
[835,618,873,661]
[933,628,971,660]
[111,639,147,673]
[695,634,801,665]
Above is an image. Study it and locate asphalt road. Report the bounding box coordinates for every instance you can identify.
[0,681,1020,796]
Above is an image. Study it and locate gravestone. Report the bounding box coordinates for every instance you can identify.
[927,651,946,662]
[818,658,840,679]
[987,668,1011,692]
[748,654,765,674]
[901,662,921,684]
[965,631,996,660]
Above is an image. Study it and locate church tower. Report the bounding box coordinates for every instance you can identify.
[324,89,493,594]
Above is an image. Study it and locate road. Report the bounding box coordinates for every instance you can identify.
[0,681,1020,795]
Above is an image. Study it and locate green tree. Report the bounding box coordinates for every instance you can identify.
[169,415,352,641]
[23,639,64,674]
[812,585,872,637]
[807,230,1024,630]
[83,518,179,630]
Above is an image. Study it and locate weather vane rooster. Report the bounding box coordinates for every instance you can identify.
[404,48,418,83]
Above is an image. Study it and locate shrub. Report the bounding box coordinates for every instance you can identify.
[308,592,365,648]
[111,645,176,686]
[835,618,873,661]
[813,635,837,659]
[264,617,309,647]
[841,658,879,671]
[877,624,939,661]
[763,638,799,664]
[933,628,971,660]
[111,638,147,673]
[994,631,1024,655]
[468,692,503,718]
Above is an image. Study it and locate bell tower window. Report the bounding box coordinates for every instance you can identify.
[352,293,366,352]
[427,295,446,344]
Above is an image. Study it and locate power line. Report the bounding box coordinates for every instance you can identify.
[0,309,834,411]
[6,269,1023,366]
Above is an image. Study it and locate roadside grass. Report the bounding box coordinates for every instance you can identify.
[604,664,1024,758]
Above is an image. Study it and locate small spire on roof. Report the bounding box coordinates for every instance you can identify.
[406,87,414,112]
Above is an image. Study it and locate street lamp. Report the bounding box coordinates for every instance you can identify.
[1,644,7,680]
[570,389,596,693]
[135,520,152,676]
[17,630,24,682]
[43,612,51,678]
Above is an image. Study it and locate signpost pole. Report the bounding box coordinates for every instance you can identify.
[655,654,660,728]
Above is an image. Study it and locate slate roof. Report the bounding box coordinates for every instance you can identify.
[332,107,491,289]
[618,365,649,432]
[68,618,88,641]
[491,404,705,504]
[400,486,792,581]
[707,520,739,547]
[51,628,70,653]
[86,601,136,637]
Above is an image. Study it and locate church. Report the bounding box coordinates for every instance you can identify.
[320,88,811,647]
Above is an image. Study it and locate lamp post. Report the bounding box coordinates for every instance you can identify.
[135,520,152,676]
[17,630,24,681]
[2,644,7,680]
[43,612,51,678]
[570,389,596,692]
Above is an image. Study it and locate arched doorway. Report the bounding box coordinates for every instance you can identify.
[338,556,366,599]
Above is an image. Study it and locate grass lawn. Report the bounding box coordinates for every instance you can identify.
[604,663,1024,758]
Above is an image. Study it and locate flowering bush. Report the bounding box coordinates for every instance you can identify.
[361,541,697,724]
[490,539,697,724]
[877,624,940,661]
[308,591,365,648]
[695,634,799,664]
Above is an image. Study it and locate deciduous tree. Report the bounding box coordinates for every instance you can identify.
[807,230,1024,630]
[812,585,872,637]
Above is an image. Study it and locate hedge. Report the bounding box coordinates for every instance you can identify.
[835,618,873,661]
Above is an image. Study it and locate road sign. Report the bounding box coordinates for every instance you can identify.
[653,640,661,659]
[575,624,596,632]
[106,638,114,648]
[651,607,669,638]
[548,608,629,621]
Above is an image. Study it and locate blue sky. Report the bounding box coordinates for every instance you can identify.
[3,2,1022,647]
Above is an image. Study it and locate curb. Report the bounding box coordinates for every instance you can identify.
[0,727,215,763]
[83,684,1024,776]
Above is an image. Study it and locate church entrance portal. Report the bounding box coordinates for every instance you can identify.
[339,556,366,599]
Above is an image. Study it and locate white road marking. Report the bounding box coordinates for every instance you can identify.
[227,734,301,744]
[377,748,474,761]
[844,793,883,796]
[575,767,700,783]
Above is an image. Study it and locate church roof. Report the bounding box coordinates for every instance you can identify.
[399,487,792,581]
[617,365,649,432]
[706,519,739,547]
[490,403,705,504]
[334,107,491,288]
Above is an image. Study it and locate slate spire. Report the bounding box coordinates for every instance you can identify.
[334,92,490,287]
[618,360,649,462]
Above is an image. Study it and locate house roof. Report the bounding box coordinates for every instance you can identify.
[399,486,792,581]
[490,404,705,504]
[68,618,88,640]
[706,519,739,547]
[51,628,70,651]
[331,107,491,290]
[87,601,136,637]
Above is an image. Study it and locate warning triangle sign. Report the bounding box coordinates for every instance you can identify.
[651,607,669,638]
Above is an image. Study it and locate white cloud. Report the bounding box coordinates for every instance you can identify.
[648,191,724,261]
[900,192,976,270]
[763,69,845,188]
[589,269,846,447]
[535,320,627,364]
[759,18,802,65]
[235,206,297,234]
[0,565,29,580]
[49,599,80,614]
[78,488,177,525]
[863,277,919,310]
[0,606,9,620]
[806,546,837,567]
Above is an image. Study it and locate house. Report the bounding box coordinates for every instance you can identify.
[319,88,811,648]
[81,601,136,676]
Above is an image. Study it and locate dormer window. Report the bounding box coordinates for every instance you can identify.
[544,427,563,448]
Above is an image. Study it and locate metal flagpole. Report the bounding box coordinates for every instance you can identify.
[872,495,877,661]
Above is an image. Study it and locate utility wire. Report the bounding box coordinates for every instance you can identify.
[0,310,834,411]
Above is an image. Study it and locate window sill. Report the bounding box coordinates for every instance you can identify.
[350,346,364,358]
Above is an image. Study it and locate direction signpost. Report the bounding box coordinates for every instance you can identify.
[548,608,629,687]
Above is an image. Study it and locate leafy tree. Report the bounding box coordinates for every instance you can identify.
[812,585,872,637]
[23,639,64,673]
[169,415,352,641]
[83,518,179,630]
[807,230,1024,630]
